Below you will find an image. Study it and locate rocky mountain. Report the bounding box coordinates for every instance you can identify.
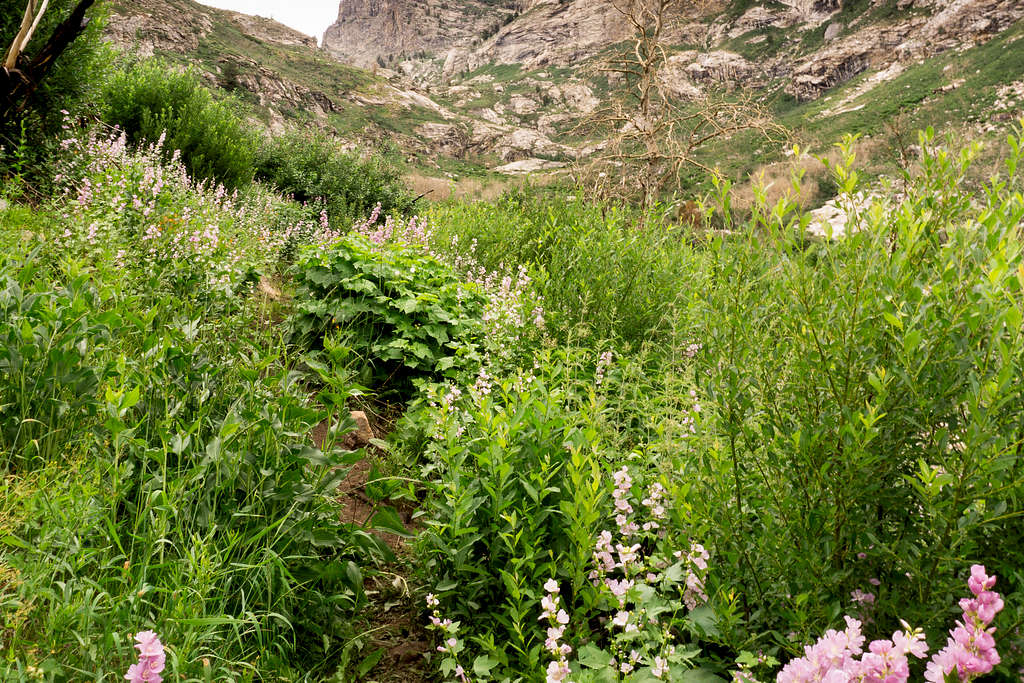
[325,0,1023,100]
[323,0,518,69]
[104,0,1024,187]
[107,0,316,58]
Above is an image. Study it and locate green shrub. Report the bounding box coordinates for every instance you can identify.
[0,236,387,681]
[413,356,608,676]
[290,234,486,394]
[256,128,413,225]
[409,349,740,681]
[102,60,257,189]
[425,192,705,347]
[0,255,106,471]
[408,127,1024,679]
[50,121,320,300]
[685,130,1024,647]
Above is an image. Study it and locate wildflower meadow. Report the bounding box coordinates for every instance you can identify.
[1,33,1023,682]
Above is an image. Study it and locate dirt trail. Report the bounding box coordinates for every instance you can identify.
[314,407,433,682]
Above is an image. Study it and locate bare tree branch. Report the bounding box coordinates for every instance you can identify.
[1,0,96,117]
[572,0,786,219]
[4,0,38,69]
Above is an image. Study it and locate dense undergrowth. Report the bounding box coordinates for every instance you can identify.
[4,115,1024,680]
[2,9,1024,679]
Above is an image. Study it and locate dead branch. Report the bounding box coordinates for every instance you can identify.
[1,0,96,118]
[571,0,785,216]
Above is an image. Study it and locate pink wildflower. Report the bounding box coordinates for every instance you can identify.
[124,630,166,683]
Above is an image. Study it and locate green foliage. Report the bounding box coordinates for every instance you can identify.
[50,123,293,298]
[102,59,258,189]
[407,126,1024,680]
[412,356,611,676]
[291,234,486,393]
[688,130,1024,643]
[0,248,387,679]
[0,129,388,680]
[256,128,414,225]
[425,191,703,347]
[0,0,109,188]
[0,255,105,471]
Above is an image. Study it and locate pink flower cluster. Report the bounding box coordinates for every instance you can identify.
[595,351,614,386]
[425,593,469,683]
[539,579,572,683]
[778,565,1003,683]
[354,204,433,248]
[124,630,166,683]
[924,565,1004,682]
[777,616,927,683]
[675,542,710,610]
[573,467,705,679]
[679,389,701,437]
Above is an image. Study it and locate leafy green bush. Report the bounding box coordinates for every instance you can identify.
[413,357,609,676]
[0,255,106,471]
[425,192,704,346]
[683,130,1024,647]
[0,125,390,680]
[290,234,486,394]
[407,126,1024,680]
[256,128,413,225]
[51,123,301,298]
[102,60,257,189]
[410,350,742,681]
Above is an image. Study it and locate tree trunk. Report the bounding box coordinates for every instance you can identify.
[1,0,96,119]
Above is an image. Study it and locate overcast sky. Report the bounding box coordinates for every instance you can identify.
[194,1,337,41]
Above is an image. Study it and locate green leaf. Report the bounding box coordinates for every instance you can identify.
[356,648,384,677]
[903,328,922,356]
[578,643,613,669]
[473,655,499,677]
[370,506,414,538]
[0,534,29,550]
[687,606,719,637]
[345,560,363,589]
[675,668,726,683]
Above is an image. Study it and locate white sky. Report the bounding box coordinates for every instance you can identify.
[194,1,338,42]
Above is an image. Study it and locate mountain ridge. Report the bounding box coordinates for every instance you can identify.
[105,0,1024,191]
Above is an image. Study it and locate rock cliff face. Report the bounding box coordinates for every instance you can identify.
[325,0,1024,100]
[104,0,1024,177]
[784,0,1023,99]
[323,0,517,69]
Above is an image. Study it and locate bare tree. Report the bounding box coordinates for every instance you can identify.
[1,0,96,118]
[574,0,784,217]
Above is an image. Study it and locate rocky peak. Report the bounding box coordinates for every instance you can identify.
[323,0,518,69]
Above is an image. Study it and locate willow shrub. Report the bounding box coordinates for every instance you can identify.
[411,125,1024,680]
[0,133,389,679]
[102,60,258,190]
[688,128,1024,648]
[256,128,414,226]
[424,192,704,348]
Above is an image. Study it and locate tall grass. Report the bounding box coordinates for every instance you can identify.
[0,126,387,680]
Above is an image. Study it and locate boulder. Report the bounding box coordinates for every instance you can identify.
[341,411,375,450]
[494,158,567,174]
[509,94,540,115]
